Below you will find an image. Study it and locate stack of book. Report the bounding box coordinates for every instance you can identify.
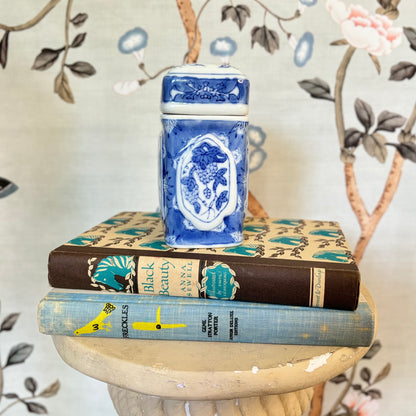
[38,212,375,347]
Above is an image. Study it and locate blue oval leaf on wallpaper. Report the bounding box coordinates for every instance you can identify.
[247,125,266,147]
[294,32,314,67]
[299,0,318,6]
[247,125,267,172]
[249,148,267,172]
[210,37,237,57]
[118,27,148,54]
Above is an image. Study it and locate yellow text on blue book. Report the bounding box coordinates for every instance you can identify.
[74,304,186,336]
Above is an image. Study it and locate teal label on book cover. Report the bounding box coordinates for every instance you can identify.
[89,256,135,292]
[199,262,239,300]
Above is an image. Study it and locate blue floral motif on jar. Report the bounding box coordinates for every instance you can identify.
[177,134,237,230]
[160,117,248,247]
[162,76,249,105]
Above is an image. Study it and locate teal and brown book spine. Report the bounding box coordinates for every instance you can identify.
[48,212,361,310]
[38,289,375,347]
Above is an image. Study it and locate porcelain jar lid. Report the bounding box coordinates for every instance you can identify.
[161,64,249,116]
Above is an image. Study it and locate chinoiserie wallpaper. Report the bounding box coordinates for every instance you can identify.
[0,0,415,415]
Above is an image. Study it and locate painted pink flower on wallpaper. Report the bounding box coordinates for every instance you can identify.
[344,391,379,416]
[326,0,402,55]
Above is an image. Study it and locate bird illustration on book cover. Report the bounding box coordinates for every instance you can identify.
[74,302,116,336]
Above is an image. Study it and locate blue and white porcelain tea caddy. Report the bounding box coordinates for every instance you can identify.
[159,64,250,248]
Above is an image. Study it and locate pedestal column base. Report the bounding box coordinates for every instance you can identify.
[108,384,314,416]
[52,286,376,415]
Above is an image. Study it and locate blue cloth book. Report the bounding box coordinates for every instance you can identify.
[38,288,375,347]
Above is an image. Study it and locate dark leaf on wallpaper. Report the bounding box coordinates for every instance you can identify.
[369,54,381,74]
[373,363,392,384]
[221,5,251,30]
[397,142,416,162]
[234,5,251,29]
[330,39,348,46]
[377,0,391,8]
[71,32,87,48]
[344,128,363,148]
[70,12,88,27]
[0,177,18,198]
[4,393,19,399]
[404,27,416,51]
[32,48,61,71]
[5,343,34,367]
[0,30,10,69]
[352,383,362,390]
[366,389,382,399]
[1,313,20,331]
[25,377,38,394]
[363,133,387,163]
[25,401,48,414]
[39,380,61,398]
[66,61,96,78]
[251,26,279,54]
[389,61,416,81]
[376,110,406,132]
[298,77,334,101]
[360,367,371,383]
[363,339,382,359]
[354,98,375,131]
[330,373,348,384]
[54,71,74,103]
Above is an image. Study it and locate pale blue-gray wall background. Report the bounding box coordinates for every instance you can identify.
[1,1,415,414]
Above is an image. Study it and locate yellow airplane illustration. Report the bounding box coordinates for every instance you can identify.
[132,306,187,331]
[74,303,116,336]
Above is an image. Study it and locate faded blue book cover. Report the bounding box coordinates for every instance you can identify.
[38,289,375,347]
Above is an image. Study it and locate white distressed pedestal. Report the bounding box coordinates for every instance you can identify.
[52,287,376,416]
